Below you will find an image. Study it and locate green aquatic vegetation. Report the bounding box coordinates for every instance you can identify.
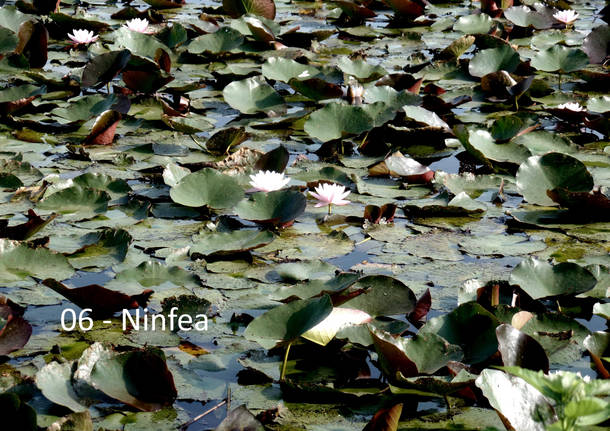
[0,0,608,428]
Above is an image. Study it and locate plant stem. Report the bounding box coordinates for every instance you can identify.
[328,204,332,215]
[558,72,562,91]
[280,342,292,381]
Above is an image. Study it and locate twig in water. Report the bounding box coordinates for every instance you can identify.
[180,399,227,430]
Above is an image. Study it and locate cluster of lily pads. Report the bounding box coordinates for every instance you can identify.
[0,0,609,428]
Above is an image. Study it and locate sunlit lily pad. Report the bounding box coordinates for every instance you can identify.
[190,229,274,256]
[516,152,594,206]
[531,46,590,73]
[169,168,244,209]
[469,45,520,78]
[0,239,73,283]
[244,295,333,349]
[509,257,598,299]
[223,76,285,115]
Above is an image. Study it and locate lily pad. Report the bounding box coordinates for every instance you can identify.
[469,46,520,78]
[531,46,590,73]
[509,257,598,299]
[169,168,244,209]
[235,190,306,226]
[244,295,333,349]
[223,76,285,115]
[516,152,594,206]
[419,302,500,364]
[190,229,275,256]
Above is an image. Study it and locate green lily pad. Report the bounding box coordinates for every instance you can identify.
[188,27,244,54]
[453,14,493,34]
[0,28,17,54]
[244,295,333,349]
[516,152,594,206]
[169,168,244,209]
[110,261,200,290]
[90,349,177,412]
[304,102,395,142]
[504,6,553,29]
[190,229,275,256]
[336,57,386,82]
[531,46,590,73]
[469,46,520,78]
[587,96,610,113]
[223,0,276,19]
[463,128,531,165]
[36,361,88,412]
[509,257,598,299]
[262,57,319,83]
[235,190,306,226]
[512,131,576,155]
[338,275,416,317]
[113,27,171,61]
[223,76,285,115]
[371,326,463,379]
[419,302,500,364]
[0,239,74,283]
[38,186,110,218]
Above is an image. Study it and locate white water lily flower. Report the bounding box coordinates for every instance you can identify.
[557,102,585,111]
[553,10,578,25]
[309,183,350,214]
[248,170,290,192]
[67,29,98,45]
[125,18,151,33]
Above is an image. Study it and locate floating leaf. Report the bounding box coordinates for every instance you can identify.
[191,230,274,256]
[170,168,244,209]
[223,0,276,19]
[468,45,520,78]
[338,275,416,317]
[188,27,244,54]
[0,239,74,283]
[304,102,395,142]
[453,14,493,34]
[206,127,249,155]
[337,57,386,82]
[371,326,463,379]
[90,349,177,411]
[36,362,88,412]
[81,50,131,89]
[15,20,48,69]
[516,152,594,206]
[509,257,597,299]
[504,6,553,29]
[262,57,319,83]
[235,190,306,226]
[223,76,285,115]
[531,46,590,73]
[0,298,32,355]
[301,308,372,346]
[419,302,500,364]
[38,185,110,217]
[244,295,333,349]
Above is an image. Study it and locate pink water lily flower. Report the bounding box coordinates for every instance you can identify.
[553,10,578,25]
[125,18,151,34]
[68,29,98,45]
[309,183,350,214]
[248,170,290,192]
